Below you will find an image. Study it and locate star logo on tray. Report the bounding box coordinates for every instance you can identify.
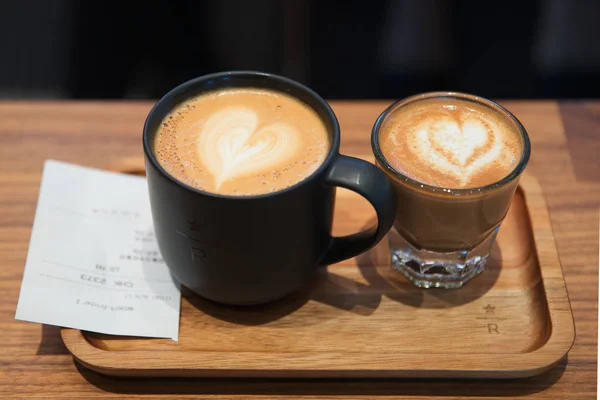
[483,304,495,314]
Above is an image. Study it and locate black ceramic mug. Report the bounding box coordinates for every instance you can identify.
[143,71,396,305]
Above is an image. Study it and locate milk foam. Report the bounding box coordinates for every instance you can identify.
[380,100,521,188]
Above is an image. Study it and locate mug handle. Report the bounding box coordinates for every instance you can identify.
[319,155,396,265]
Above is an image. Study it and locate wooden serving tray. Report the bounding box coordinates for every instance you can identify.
[61,174,575,379]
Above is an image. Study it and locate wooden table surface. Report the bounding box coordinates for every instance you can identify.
[0,100,598,399]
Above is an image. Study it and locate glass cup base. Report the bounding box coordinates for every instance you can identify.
[389,228,497,289]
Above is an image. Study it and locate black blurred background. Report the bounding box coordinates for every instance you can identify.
[2,0,600,100]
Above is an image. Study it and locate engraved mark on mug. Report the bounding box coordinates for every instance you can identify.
[176,230,207,261]
[188,220,203,232]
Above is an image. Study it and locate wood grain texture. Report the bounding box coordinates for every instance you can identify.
[60,175,575,379]
[0,100,598,398]
[560,101,600,182]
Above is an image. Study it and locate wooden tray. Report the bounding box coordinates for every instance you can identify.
[61,174,575,379]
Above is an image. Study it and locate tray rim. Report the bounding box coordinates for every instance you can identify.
[60,173,576,379]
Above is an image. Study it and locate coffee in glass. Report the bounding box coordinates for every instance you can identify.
[372,92,530,288]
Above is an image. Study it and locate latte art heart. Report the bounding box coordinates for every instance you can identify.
[154,88,330,195]
[426,119,488,166]
[379,101,521,189]
[197,106,302,189]
[413,116,502,186]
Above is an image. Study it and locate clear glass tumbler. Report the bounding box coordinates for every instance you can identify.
[371,92,531,289]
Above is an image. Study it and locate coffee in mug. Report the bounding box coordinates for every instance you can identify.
[144,71,396,305]
[154,88,330,195]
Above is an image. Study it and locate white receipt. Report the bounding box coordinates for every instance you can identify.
[15,160,181,340]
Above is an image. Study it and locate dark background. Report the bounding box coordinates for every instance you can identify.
[2,0,600,100]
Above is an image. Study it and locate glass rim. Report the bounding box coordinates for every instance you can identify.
[371,91,531,196]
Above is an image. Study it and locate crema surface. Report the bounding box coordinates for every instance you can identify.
[154,88,330,195]
[379,98,522,189]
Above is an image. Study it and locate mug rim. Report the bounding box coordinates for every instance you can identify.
[143,70,341,200]
[371,91,531,196]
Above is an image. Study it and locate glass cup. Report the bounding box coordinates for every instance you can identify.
[371,92,531,289]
